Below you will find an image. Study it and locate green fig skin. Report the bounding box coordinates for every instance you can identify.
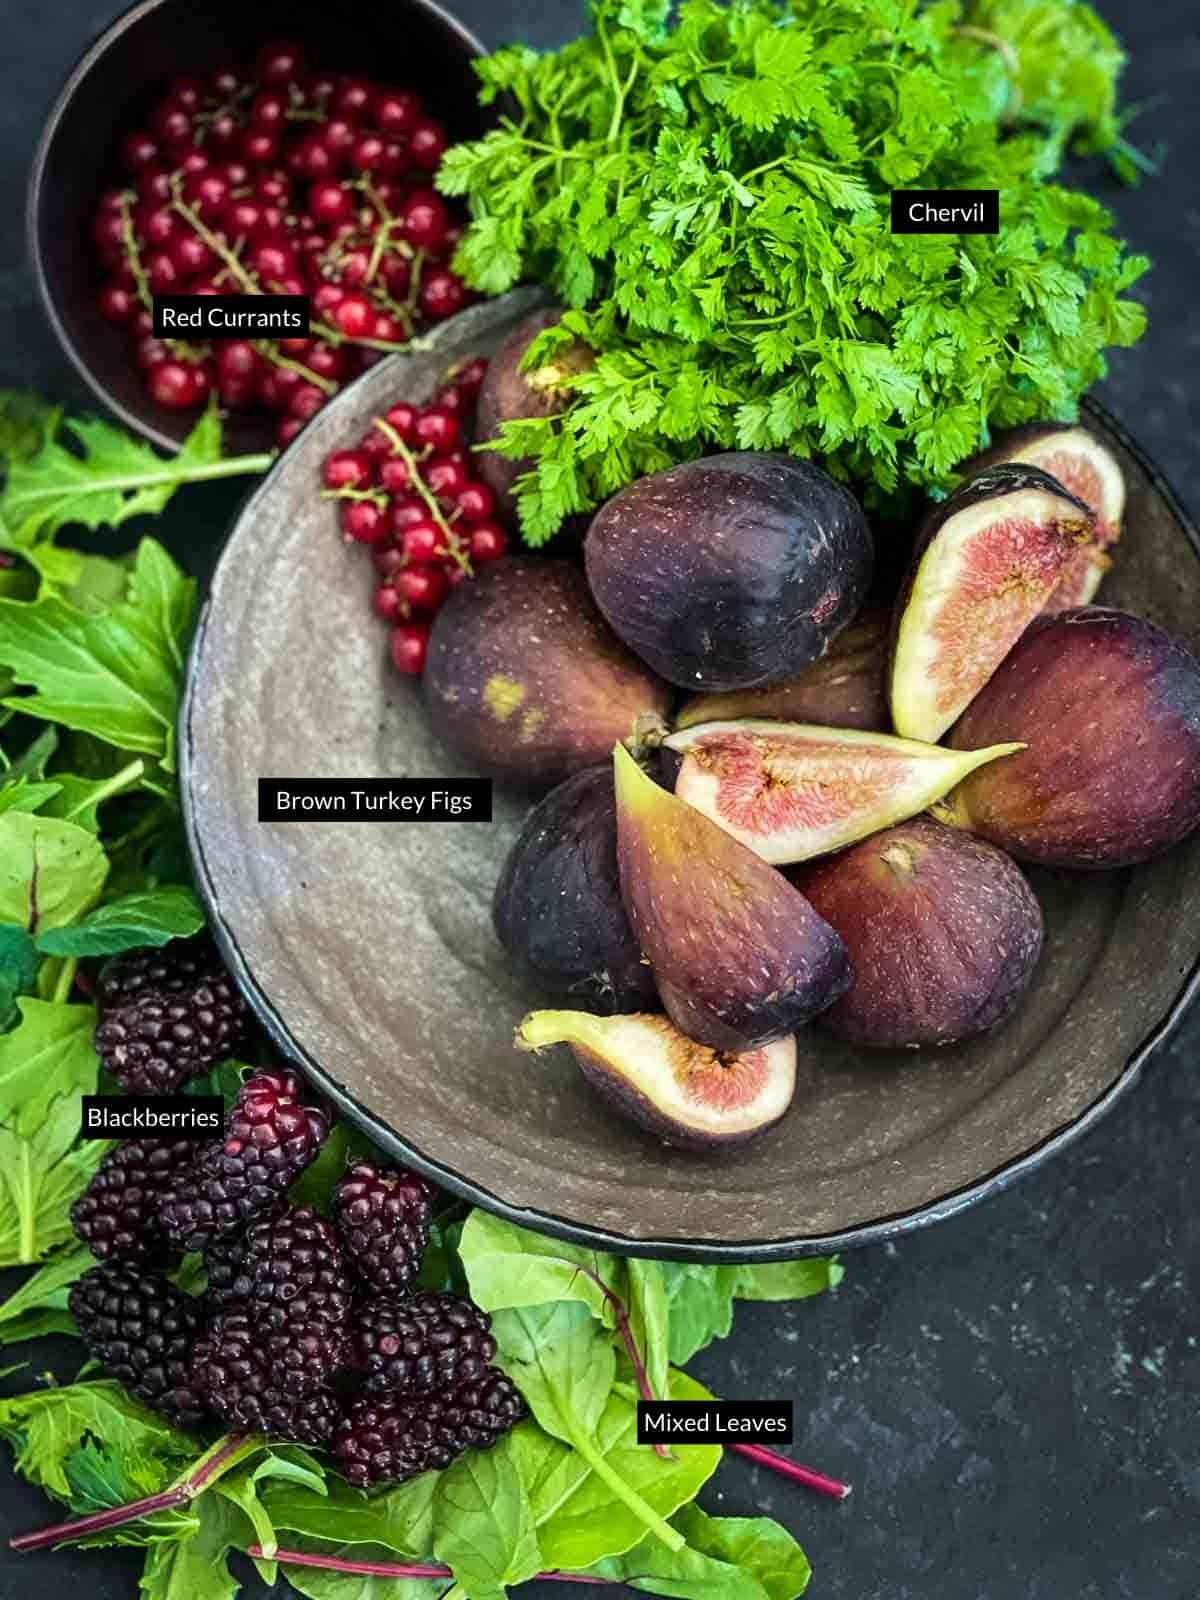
[423,560,671,786]
[795,818,1043,1048]
[612,744,850,1050]
[948,607,1200,868]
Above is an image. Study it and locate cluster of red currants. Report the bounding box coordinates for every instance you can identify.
[321,356,508,676]
[91,40,472,446]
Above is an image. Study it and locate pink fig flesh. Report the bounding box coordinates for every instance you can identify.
[890,464,1094,743]
[947,607,1200,868]
[612,743,850,1050]
[516,1010,797,1149]
[795,817,1043,1048]
[960,424,1125,612]
[675,613,890,733]
[665,719,1022,864]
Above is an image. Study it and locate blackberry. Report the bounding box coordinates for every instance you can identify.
[210,1206,354,1329]
[191,1309,340,1443]
[333,1371,526,1487]
[159,1069,329,1251]
[96,935,231,1009]
[354,1292,496,1395]
[333,1161,433,1292]
[69,1262,207,1427]
[95,977,246,1095]
[70,1136,196,1261]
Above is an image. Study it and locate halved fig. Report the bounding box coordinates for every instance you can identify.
[515,1009,797,1149]
[946,607,1200,868]
[492,766,657,1013]
[795,817,1043,1048]
[423,560,671,786]
[889,465,1094,743]
[613,743,849,1050]
[664,720,1022,864]
[675,613,890,734]
[962,424,1126,611]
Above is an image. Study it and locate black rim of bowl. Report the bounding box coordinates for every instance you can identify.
[25,0,486,456]
[180,391,1200,1264]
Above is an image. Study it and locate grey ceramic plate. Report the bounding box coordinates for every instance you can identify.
[181,288,1200,1262]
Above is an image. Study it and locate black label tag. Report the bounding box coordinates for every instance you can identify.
[890,190,999,234]
[80,1095,224,1140]
[637,1401,793,1445]
[151,294,310,339]
[258,778,493,822]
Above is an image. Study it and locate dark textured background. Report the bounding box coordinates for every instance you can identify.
[1,3,1197,1597]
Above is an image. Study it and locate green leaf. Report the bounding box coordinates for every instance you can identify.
[734,1259,843,1303]
[139,1493,243,1600]
[279,1549,445,1600]
[626,1259,669,1401]
[458,1210,615,1322]
[658,1263,739,1365]
[0,923,40,1028]
[432,1434,542,1600]
[0,405,229,548]
[0,1242,91,1339]
[670,1506,811,1600]
[509,1367,721,1572]
[0,812,108,933]
[36,886,204,958]
[0,392,60,472]
[0,539,196,765]
[0,1378,193,1499]
[26,544,131,613]
[0,1095,107,1267]
[0,997,97,1133]
[261,1473,439,1556]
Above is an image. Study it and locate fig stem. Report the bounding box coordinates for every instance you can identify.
[252,1546,611,1584]
[729,1442,852,1501]
[9,1433,254,1552]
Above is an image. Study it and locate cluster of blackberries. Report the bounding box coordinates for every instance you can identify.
[92,935,249,1095]
[69,1030,523,1483]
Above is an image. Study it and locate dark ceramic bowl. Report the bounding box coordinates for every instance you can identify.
[27,0,487,456]
[181,290,1200,1263]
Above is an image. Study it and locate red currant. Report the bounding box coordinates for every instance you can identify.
[420,270,467,320]
[374,89,421,134]
[289,384,327,421]
[121,131,159,172]
[358,427,394,460]
[255,170,291,204]
[135,335,169,370]
[408,119,447,169]
[350,134,386,173]
[451,356,489,396]
[414,407,461,452]
[137,204,177,247]
[224,197,263,237]
[382,402,418,441]
[371,312,405,344]
[333,76,374,120]
[321,118,358,160]
[389,622,430,675]
[277,417,305,448]
[308,181,354,226]
[146,250,181,295]
[394,564,448,612]
[333,294,374,338]
[399,190,447,252]
[241,129,280,166]
[378,457,413,494]
[373,545,406,579]
[257,40,307,88]
[312,282,347,316]
[322,449,373,491]
[454,481,497,523]
[373,582,404,623]
[340,499,388,545]
[425,458,468,499]
[468,522,509,563]
[400,519,443,562]
[166,74,203,112]
[98,282,136,323]
[148,360,200,410]
[170,232,214,278]
[151,101,194,148]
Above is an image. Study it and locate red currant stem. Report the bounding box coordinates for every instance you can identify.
[570,1264,672,1461]
[252,1547,611,1585]
[311,317,410,354]
[729,1442,852,1501]
[321,485,389,509]
[405,247,427,315]
[373,418,472,575]
[168,177,260,295]
[10,1434,256,1553]
[117,193,153,312]
[256,341,336,395]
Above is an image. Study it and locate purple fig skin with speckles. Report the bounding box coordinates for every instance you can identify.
[492,766,658,1013]
[585,453,873,692]
[423,560,671,786]
[613,744,850,1050]
[795,818,1043,1048]
[948,607,1200,868]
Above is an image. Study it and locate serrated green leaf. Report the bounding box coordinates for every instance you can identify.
[0,1378,193,1499]
[36,885,204,958]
